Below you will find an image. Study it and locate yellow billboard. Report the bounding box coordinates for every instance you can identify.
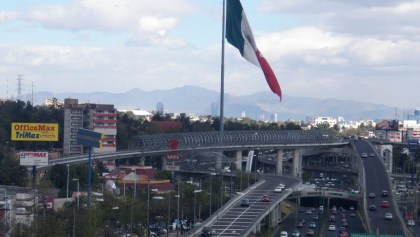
[11,123,59,141]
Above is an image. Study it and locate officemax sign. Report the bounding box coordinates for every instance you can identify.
[20,151,49,166]
[11,122,59,141]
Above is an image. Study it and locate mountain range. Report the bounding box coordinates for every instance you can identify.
[30,85,395,121]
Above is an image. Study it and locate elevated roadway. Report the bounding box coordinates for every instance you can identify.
[186,174,301,237]
[353,140,408,236]
[41,130,347,169]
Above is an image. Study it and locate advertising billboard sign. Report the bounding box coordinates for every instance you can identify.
[165,165,180,171]
[11,123,59,141]
[20,151,49,166]
[77,129,103,148]
[375,120,399,131]
[165,152,182,161]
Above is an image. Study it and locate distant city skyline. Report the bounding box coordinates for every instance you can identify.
[1,0,420,108]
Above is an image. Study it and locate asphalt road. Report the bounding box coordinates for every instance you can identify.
[353,140,405,235]
[193,174,299,237]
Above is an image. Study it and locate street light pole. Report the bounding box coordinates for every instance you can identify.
[193,190,202,227]
[147,181,150,237]
[72,178,79,209]
[66,164,70,198]
[167,192,171,237]
[130,177,137,235]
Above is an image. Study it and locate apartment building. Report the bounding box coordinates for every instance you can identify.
[63,98,117,156]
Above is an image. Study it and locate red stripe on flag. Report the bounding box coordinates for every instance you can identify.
[255,50,282,100]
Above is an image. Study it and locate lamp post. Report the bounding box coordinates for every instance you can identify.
[130,175,137,235]
[193,190,202,227]
[209,172,216,216]
[121,170,126,198]
[72,178,79,209]
[175,193,180,237]
[66,164,70,198]
[147,181,150,237]
[166,191,171,237]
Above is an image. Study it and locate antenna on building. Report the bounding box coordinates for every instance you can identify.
[394,107,399,121]
[17,75,24,101]
[6,78,9,99]
[31,81,34,105]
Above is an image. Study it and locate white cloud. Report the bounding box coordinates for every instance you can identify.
[21,0,196,33]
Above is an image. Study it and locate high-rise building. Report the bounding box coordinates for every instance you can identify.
[156,102,164,114]
[63,98,117,156]
[211,103,219,117]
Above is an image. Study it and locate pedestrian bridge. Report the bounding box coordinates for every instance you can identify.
[47,130,348,168]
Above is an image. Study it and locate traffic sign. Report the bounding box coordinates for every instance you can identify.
[77,129,103,148]
[408,138,418,153]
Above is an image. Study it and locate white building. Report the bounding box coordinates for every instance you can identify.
[313,117,337,128]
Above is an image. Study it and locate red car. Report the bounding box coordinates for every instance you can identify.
[262,195,270,202]
[381,201,389,208]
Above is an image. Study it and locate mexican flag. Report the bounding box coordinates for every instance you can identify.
[226,0,282,100]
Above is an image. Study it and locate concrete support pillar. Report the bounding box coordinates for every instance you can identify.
[293,149,301,177]
[270,207,279,227]
[245,150,254,172]
[235,151,242,171]
[276,149,283,175]
[215,152,222,170]
[139,157,145,166]
[162,156,167,170]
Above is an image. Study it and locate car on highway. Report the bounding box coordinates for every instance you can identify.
[291,230,300,237]
[341,221,348,227]
[384,213,393,220]
[296,222,304,228]
[280,231,288,237]
[350,213,356,217]
[349,206,355,210]
[328,225,336,231]
[274,186,283,192]
[369,152,375,157]
[261,195,270,202]
[381,190,389,197]
[369,205,377,211]
[306,209,312,214]
[312,215,319,220]
[361,153,368,158]
[381,201,389,208]
[368,192,375,199]
[240,198,250,207]
[340,231,349,237]
[306,229,315,236]
[329,215,336,222]
[308,222,316,228]
[407,219,415,226]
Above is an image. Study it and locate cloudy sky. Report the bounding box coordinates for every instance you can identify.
[1,0,420,109]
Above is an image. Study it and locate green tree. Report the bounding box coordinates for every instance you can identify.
[0,148,28,186]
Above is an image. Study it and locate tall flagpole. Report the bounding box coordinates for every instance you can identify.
[219,0,226,132]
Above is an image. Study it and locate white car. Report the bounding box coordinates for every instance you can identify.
[407,219,415,226]
[274,186,283,192]
[384,213,393,220]
[328,225,336,231]
[280,231,288,237]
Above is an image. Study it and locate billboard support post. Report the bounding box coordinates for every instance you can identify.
[32,165,36,188]
[87,145,92,208]
[77,129,103,208]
